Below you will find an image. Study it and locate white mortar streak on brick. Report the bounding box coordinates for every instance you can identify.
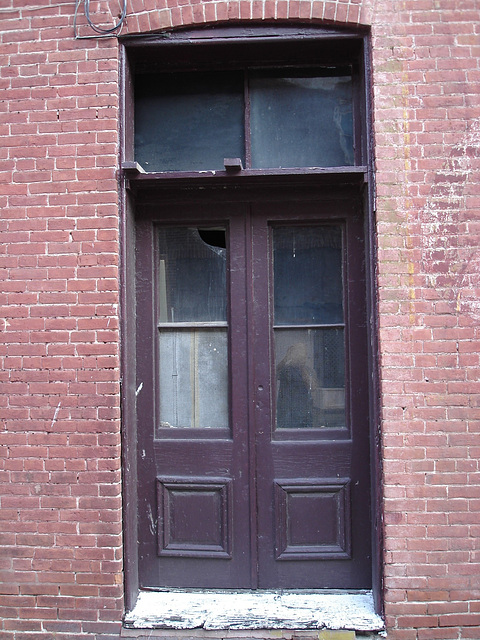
[421,117,480,321]
[125,591,385,631]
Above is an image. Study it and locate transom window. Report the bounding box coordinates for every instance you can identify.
[134,69,354,172]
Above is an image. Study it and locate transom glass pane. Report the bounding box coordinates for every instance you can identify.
[273,226,345,429]
[157,227,228,430]
[250,74,354,169]
[135,71,245,172]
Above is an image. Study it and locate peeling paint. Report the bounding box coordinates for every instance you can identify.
[147,504,156,536]
[50,401,61,430]
[124,590,384,632]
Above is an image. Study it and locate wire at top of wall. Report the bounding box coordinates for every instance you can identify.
[74,0,127,39]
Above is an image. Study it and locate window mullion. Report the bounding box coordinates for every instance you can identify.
[244,70,251,170]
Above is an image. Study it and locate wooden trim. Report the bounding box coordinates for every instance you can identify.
[124,168,368,197]
[120,190,140,610]
[121,25,368,44]
[122,28,365,77]
[362,34,384,617]
[122,53,135,165]
[119,46,140,613]
[123,166,367,180]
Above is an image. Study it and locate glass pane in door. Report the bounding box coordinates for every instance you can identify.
[158,329,228,429]
[273,225,343,325]
[156,227,228,431]
[157,227,227,323]
[273,226,345,429]
[275,328,345,429]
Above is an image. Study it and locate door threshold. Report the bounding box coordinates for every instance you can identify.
[123,589,384,632]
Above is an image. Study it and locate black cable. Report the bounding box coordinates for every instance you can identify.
[74,0,127,38]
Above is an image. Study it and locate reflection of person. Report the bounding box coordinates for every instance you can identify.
[276,343,318,429]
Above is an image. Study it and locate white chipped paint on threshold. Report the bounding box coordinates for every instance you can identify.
[124,590,385,631]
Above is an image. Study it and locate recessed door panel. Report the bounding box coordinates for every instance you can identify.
[274,479,351,560]
[157,477,232,558]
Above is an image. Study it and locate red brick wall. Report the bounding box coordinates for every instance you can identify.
[373,2,480,637]
[1,1,479,639]
[0,2,123,637]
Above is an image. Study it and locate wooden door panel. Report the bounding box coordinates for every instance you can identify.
[152,441,233,474]
[271,441,352,470]
[156,477,233,558]
[136,203,253,590]
[274,479,351,560]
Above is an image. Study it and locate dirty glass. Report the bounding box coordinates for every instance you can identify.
[275,328,345,429]
[250,74,354,169]
[274,226,343,325]
[157,228,226,323]
[158,329,228,429]
[156,227,228,430]
[135,71,245,172]
[273,226,345,429]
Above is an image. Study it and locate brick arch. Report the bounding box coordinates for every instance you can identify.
[123,0,371,35]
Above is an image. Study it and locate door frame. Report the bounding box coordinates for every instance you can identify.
[119,24,382,616]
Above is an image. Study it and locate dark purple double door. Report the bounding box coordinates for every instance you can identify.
[135,195,371,590]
